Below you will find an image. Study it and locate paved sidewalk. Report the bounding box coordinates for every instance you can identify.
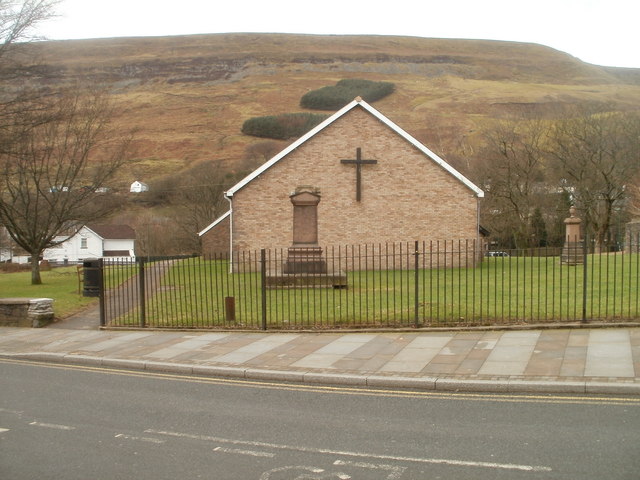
[1,319,639,395]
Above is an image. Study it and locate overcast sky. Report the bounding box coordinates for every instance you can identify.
[35,0,640,68]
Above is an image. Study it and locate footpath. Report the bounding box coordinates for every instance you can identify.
[1,308,639,395]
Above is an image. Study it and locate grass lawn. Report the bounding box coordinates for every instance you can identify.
[0,266,97,319]
[106,253,640,329]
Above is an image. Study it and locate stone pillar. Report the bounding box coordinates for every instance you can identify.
[283,186,327,274]
[561,206,584,265]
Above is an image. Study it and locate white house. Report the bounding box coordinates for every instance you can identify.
[43,225,136,264]
[130,181,149,193]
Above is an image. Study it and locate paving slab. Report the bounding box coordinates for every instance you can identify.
[0,325,639,395]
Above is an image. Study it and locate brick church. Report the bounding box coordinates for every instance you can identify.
[200,97,484,259]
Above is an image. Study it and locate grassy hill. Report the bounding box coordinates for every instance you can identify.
[7,33,639,253]
[19,33,639,185]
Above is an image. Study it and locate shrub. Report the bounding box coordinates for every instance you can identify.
[300,79,395,110]
[241,112,329,140]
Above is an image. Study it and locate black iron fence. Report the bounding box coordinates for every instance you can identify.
[98,236,640,330]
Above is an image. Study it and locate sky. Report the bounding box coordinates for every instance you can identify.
[35,0,640,68]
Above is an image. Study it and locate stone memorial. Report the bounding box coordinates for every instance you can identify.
[561,206,584,265]
[283,186,327,274]
[266,186,346,288]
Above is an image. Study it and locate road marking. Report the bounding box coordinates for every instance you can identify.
[29,421,75,430]
[146,429,552,472]
[0,428,9,433]
[260,466,326,480]
[334,459,406,480]
[115,433,165,444]
[213,446,275,458]
[4,358,639,407]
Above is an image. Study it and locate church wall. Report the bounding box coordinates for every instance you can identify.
[201,215,230,257]
[231,106,479,260]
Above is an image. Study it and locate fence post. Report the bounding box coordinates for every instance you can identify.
[139,258,146,328]
[414,240,420,328]
[260,249,267,331]
[98,258,106,327]
[582,232,588,323]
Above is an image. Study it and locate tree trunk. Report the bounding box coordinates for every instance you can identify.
[30,253,42,285]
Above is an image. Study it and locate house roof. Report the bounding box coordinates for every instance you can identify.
[198,210,230,237]
[87,224,136,240]
[225,97,484,198]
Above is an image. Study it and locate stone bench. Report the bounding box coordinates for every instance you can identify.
[0,298,54,328]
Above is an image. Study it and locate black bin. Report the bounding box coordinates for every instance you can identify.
[82,258,101,297]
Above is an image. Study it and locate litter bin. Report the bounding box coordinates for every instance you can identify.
[82,258,102,297]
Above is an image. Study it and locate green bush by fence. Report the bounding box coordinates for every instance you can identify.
[300,79,395,110]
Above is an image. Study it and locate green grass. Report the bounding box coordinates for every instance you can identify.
[0,267,97,319]
[106,253,640,329]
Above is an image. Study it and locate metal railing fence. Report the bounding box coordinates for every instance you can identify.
[99,235,640,330]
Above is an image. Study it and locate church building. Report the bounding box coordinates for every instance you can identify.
[200,97,484,262]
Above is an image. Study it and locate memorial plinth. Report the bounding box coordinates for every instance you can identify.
[266,186,346,288]
[561,206,584,265]
[283,245,327,274]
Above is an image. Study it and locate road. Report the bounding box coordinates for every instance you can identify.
[1,358,639,479]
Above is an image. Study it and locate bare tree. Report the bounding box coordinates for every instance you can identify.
[242,140,282,171]
[0,1,58,59]
[171,161,240,254]
[0,87,132,284]
[471,115,550,248]
[547,107,640,251]
[1,0,60,130]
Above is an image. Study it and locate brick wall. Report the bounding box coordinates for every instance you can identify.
[230,106,480,258]
[201,214,230,257]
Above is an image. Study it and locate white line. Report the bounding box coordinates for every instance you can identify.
[29,421,75,430]
[145,429,552,472]
[334,459,406,480]
[114,433,165,444]
[0,428,9,433]
[213,446,275,458]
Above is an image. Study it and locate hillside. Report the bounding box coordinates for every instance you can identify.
[14,33,637,191]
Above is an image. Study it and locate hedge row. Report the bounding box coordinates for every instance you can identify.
[241,112,329,140]
[300,79,395,110]
[241,79,395,139]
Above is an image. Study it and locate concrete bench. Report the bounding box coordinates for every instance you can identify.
[0,298,54,328]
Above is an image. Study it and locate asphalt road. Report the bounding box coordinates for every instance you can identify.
[1,358,639,480]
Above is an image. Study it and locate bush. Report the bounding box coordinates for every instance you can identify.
[241,112,329,140]
[0,262,31,273]
[300,79,395,110]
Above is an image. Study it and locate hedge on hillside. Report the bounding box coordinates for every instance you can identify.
[300,79,395,110]
[241,112,329,140]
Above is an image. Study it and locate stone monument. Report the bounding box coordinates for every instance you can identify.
[283,186,327,274]
[561,206,584,265]
[265,186,346,288]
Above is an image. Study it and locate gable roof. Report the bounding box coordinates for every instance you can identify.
[87,224,136,240]
[225,97,484,198]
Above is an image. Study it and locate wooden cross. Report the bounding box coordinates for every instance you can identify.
[340,147,377,201]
